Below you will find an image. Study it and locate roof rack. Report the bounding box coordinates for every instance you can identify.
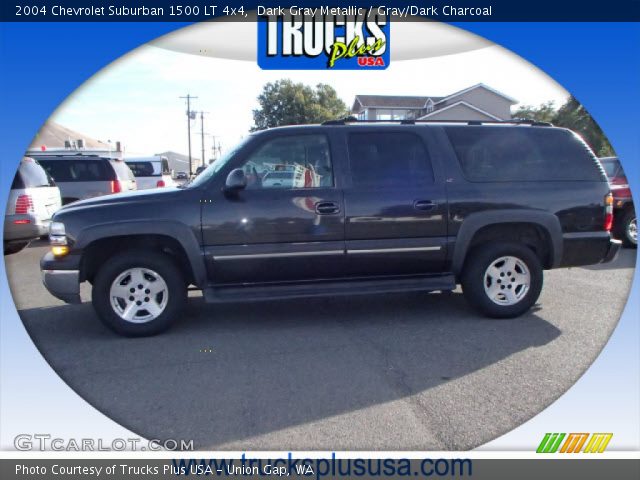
[321,116,553,127]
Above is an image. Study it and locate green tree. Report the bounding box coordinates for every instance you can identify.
[513,101,557,123]
[251,79,348,131]
[513,97,614,156]
[553,96,614,156]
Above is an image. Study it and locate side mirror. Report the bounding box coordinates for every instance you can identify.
[224,168,247,192]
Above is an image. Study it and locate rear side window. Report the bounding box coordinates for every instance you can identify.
[111,161,136,181]
[445,127,604,182]
[347,132,434,188]
[39,159,114,182]
[126,161,158,177]
[14,158,55,188]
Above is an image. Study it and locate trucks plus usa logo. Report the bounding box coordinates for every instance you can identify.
[536,433,613,453]
[257,8,389,70]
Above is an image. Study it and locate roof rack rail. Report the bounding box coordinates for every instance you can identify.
[321,117,553,127]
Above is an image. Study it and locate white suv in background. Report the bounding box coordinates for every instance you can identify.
[4,157,62,254]
[125,156,175,190]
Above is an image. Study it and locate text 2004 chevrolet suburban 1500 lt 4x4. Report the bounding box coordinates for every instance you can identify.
[40,119,620,336]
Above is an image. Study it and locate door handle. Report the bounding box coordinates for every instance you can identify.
[414,200,437,211]
[315,201,340,215]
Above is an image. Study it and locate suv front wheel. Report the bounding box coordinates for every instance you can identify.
[92,250,187,336]
[461,243,543,318]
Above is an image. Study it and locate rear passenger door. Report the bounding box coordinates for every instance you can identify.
[342,129,448,276]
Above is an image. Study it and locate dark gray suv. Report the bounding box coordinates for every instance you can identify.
[40,120,620,336]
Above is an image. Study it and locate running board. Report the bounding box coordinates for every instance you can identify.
[203,275,456,304]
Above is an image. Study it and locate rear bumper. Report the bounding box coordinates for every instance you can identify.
[602,238,622,264]
[559,231,621,267]
[4,215,49,242]
[40,251,82,304]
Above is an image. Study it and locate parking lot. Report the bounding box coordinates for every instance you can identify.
[4,241,636,450]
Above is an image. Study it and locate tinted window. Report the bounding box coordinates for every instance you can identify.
[240,134,333,189]
[600,158,624,179]
[445,127,604,182]
[39,159,114,182]
[127,161,158,177]
[347,132,434,188]
[14,158,55,188]
[11,172,24,189]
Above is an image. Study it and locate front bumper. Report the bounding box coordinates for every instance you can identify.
[40,251,82,304]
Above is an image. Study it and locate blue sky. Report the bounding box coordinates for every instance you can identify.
[51,44,568,158]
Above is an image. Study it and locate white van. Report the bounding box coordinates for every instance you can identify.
[125,156,175,190]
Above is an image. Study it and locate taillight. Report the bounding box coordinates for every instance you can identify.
[156,179,166,188]
[611,184,632,200]
[110,180,122,193]
[604,193,614,232]
[15,194,34,214]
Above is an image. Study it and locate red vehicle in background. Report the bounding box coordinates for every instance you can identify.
[600,156,636,247]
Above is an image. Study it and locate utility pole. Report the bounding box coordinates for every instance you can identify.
[199,111,208,168]
[179,94,197,176]
[210,135,219,162]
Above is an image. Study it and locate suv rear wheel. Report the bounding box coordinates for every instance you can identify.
[621,209,637,248]
[461,242,543,318]
[92,250,187,336]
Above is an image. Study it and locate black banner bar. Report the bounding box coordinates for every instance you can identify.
[3,1,640,22]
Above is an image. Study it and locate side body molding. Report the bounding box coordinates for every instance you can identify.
[74,220,207,287]
[451,209,563,275]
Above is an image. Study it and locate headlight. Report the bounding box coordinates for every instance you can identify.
[49,222,66,236]
[49,222,67,247]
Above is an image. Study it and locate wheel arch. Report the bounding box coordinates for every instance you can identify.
[75,221,206,287]
[451,210,563,275]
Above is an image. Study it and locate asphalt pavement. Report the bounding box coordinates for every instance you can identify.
[4,240,636,450]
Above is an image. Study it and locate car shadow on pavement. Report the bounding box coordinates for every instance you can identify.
[580,248,636,271]
[19,291,561,450]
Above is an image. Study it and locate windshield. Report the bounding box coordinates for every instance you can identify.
[187,136,253,188]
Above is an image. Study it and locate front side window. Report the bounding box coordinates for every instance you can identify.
[239,134,333,189]
[347,132,434,188]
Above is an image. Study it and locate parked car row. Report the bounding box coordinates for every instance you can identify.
[3,152,182,254]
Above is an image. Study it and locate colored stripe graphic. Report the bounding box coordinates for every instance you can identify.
[583,433,613,453]
[560,433,589,453]
[537,433,566,453]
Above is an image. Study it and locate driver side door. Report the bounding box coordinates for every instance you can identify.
[200,132,346,285]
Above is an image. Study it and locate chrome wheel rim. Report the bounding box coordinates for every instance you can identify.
[627,217,637,244]
[109,268,169,323]
[483,256,531,306]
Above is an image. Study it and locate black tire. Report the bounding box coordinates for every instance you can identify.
[92,250,187,336]
[620,209,637,248]
[4,241,29,255]
[461,242,543,319]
